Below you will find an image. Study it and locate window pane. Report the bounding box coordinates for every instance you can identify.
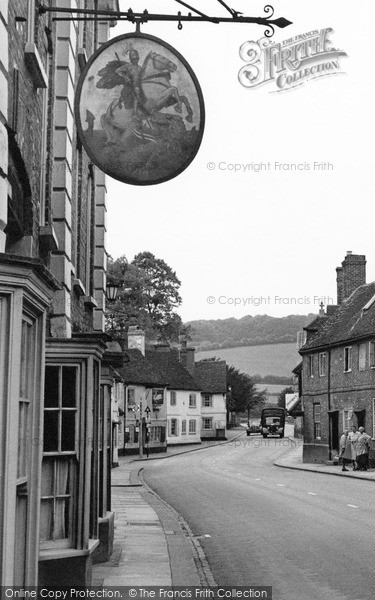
[54,498,69,539]
[359,344,366,370]
[41,460,54,496]
[62,367,77,407]
[20,322,30,397]
[45,366,59,408]
[40,499,53,541]
[61,412,76,451]
[370,343,375,367]
[43,412,59,452]
[17,402,28,479]
[56,460,70,495]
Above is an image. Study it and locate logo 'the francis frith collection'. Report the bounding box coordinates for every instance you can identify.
[238,27,347,92]
[75,33,205,186]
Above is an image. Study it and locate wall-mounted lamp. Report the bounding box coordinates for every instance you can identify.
[106,282,119,301]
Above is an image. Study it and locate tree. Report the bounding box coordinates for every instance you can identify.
[106,252,190,345]
[277,386,295,409]
[226,365,268,423]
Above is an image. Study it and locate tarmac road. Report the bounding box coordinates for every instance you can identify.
[142,433,375,600]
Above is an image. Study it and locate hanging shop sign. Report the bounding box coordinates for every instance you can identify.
[75,32,205,186]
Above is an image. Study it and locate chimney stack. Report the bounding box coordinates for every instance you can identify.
[336,251,366,304]
[127,325,145,356]
[336,266,343,305]
[179,339,196,376]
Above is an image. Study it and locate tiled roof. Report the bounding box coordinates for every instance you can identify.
[194,360,227,394]
[146,350,201,391]
[118,349,169,387]
[300,282,375,352]
[304,315,329,332]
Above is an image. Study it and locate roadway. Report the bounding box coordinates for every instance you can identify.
[142,430,375,600]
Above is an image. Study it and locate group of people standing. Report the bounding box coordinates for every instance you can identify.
[340,425,372,471]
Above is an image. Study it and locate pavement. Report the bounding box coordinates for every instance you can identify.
[92,428,243,586]
[274,437,375,481]
[92,427,375,587]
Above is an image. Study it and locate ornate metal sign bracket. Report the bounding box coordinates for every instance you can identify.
[39,2,292,38]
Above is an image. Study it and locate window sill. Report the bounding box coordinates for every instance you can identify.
[83,295,98,308]
[24,42,48,88]
[73,278,86,297]
[39,225,59,252]
[39,538,99,561]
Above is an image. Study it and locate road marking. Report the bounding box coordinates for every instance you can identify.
[347,504,359,509]
[276,484,285,487]
[308,492,317,496]
[255,478,261,481]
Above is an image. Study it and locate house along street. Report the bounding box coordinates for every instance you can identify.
[142,429,375,600]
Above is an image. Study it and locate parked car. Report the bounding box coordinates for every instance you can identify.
[246,422,262,436]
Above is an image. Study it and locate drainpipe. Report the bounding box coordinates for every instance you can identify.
[327,349,332,460]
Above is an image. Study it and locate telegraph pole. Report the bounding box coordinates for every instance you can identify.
[139,400,143,459]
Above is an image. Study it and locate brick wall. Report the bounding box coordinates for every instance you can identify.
[302,342,375,462]
[7,0,49,256]
[49,1,108,336]
[0,0,8,251]
[337,252,366,304]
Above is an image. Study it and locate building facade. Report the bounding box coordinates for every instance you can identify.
[0,0,119,586]
[300,252,375,465]
[148,345,202,445]
[195,360,227,439]
[117,330,228,450]
[118,328,169,454]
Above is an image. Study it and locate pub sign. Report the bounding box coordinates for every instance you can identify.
[75,33,205,185]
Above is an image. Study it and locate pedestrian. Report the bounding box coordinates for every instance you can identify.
[349,425,360,470]
[339,429,352,471]
[356,427,371,471]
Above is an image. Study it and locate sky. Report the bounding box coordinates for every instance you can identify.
[104,0,375,322]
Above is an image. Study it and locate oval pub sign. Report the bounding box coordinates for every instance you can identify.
[75,33,205,186]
